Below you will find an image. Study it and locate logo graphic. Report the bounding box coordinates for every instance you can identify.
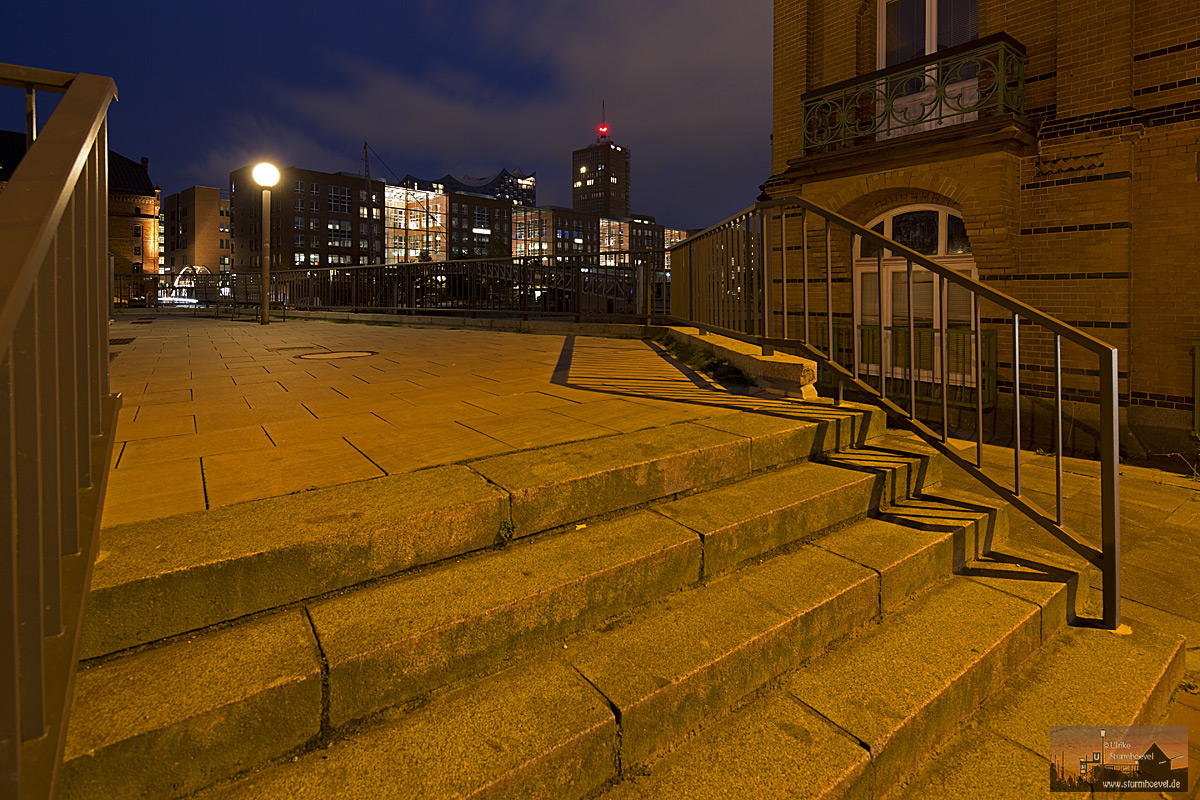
[1049,726,1188,793]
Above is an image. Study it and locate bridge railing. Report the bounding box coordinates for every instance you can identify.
[201,251,671,319]
[0,63,120,799]
[670,196,1122,629]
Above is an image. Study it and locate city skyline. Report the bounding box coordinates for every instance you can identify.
[4,0,771,231]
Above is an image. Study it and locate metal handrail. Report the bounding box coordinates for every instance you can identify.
[670,196,1122,629]
[0,64,121,798]
[178,250,672,319]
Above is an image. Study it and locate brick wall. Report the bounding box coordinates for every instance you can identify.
[759,0,1200,438]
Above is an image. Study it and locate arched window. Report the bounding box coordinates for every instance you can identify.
[853,205,977,384]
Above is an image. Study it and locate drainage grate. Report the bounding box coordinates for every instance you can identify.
[109,338,136,346]
[131,320,153,325]
[295,350,377,360]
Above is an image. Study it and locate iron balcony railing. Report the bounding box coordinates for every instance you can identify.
[0,63,120,799]
[669,196,1122,629]
[801,33,1027,155]
[163,252,672,320]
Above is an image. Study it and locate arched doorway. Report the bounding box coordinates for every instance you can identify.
[852,204,979,395]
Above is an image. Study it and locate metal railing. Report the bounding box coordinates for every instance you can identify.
[169,252,671,320]
[670,197,1122,629]
[801,33,1027,155]
[813,323,998,410]
[0,64,121,798]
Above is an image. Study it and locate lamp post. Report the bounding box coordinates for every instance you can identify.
[252,162,280,325]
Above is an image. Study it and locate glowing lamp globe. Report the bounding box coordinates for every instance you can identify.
[252,162,280,188]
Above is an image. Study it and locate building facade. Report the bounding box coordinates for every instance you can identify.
[765,0,1200,447]
[107,153,160,276]
[573,125,632,217]
[161,186,231,280]
[230,166,386,271]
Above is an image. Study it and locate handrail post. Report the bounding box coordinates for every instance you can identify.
[1100,348,1122,630]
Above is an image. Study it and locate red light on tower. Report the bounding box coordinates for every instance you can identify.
[598,125,609,136]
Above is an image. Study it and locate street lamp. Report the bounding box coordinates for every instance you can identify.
[252,162,280,325]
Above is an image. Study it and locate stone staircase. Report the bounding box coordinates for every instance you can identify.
[59,401,1186,799]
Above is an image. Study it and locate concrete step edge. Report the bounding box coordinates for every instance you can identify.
[83,407,882,660]
[886,623,1187,800]
[63,472,978,800]
[593,565,1083,799]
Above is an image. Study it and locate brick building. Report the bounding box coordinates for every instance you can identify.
[2,132,160,288]
[107,153,161,277]
[764,0,1200,448]
[230,166,386,271]
[573,124,632,218]
[161,186,231,280]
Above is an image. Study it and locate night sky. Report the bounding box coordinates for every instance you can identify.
[5,0,771,230]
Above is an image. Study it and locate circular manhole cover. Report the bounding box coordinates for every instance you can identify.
[296,350,377,360]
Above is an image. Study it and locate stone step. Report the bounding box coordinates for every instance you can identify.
[62,435,945,800]
[147,488,994,799]
[60,438,964,800]
[82,405,884,660]
[593,551,1094,799]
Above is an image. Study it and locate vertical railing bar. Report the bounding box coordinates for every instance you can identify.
[73,166,91,490]
[36,242,63,636]
[13,286,46,742]
[940,275,949,442]
[1054,333,1064,526]
[877,250,884,397]
[0,352,19,795]
[802,209,810,345]
[974,293,983,469]
[825,219,833,363]
[1100,347,1121,629]
[1013,311,1022,495]
[25,85,36,146]
[908,257,916,419]
[762,211,773,353]
[780,209,789,340]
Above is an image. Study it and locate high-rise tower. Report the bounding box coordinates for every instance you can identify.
[571,114,631,217]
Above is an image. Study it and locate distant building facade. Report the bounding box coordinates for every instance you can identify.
[1,132,161,279]
[162,186,231,280]
[573,124,631,217]
[230,165,386,271]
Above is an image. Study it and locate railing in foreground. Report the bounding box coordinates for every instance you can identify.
[670,197,1122,629]
[0,63,120,798]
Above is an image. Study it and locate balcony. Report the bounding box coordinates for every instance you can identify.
[800,33,1028,157]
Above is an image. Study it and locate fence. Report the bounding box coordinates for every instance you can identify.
[670,196,1122,629]
[159,252,671,321]
[0,63,120,799]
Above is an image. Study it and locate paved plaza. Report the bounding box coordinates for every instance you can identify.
[103,313,819,527]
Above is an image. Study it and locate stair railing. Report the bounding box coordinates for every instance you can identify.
[0,63,121,799]
[669,196,1121,629]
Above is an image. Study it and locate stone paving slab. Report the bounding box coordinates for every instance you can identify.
[83,464,509,659]
[310,509,701,728]
[193,656,617,800]
[61,609,322,800]
[107,316,882,529]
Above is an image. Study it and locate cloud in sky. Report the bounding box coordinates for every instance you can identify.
[6,0,771,230]
[190,0,772,228]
